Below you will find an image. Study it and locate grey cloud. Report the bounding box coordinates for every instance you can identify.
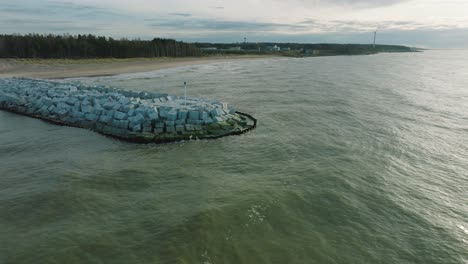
[147,16,466,35]
[1,1,122,19]
[169,13,192,17]
[298,19,463,32]
[148,18,307,32]
[0,18,71,25]
[287,0,410,8]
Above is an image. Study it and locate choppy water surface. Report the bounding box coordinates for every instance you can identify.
[1,51,467,264]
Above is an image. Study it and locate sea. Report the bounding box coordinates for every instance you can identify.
[0,50,467,264]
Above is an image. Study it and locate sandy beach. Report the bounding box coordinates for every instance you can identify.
[0,55,276,79]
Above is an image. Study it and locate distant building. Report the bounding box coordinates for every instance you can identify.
[266,45,281,52]
[200,47,218,51]
[229,47,242,51]
[281,47,291,51]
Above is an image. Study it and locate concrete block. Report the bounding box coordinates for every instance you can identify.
[147,108,159,120]
[128,113,145,126]
[119,120,129,129]
[41,97,53,106]
[165,121,175,126]
[188,111,200,120]
[167,109,178,121]
[132,124,141,132]
[85,113,97,121]
[155,122,165,128]
[142,126,152,133]
[165,125,175,133]
[204,117,214,124]
[73,111,84,119]
[72,104,80,112]
[159,108,167,118]
[134,107,148,117]
[214,116,224,123]
[92,98,100,107]
[111,119,120,128]
[113,111,127,120]
[66,97,78,106]
[93,107,104,116]
[200,111,208,120]
[142,120,152,127]
[103,101,115,110]
[81,99,91,106]
[56,102,70,110]
[81,104,93,113]
[104,109,114,117]
[178,109,188,120]
[209,108,222,117]
[56,108,69,116]
[99,115,111,123]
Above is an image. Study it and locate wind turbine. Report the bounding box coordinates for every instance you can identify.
[373,30,378,48]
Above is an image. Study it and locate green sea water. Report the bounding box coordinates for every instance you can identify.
[1,50,467,264]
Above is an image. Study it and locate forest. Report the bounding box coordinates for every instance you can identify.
[0,34,201,58]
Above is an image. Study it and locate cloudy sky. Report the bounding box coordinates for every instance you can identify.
[1,0,467,48]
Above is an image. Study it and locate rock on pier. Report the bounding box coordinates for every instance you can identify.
[0,78,256,143]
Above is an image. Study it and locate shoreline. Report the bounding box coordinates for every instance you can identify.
[0,55,279,80]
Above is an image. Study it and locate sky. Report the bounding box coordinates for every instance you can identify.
[1,0,467,48]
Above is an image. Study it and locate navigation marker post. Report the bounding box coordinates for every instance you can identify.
[184,81,187,106]
[373,31,377,49]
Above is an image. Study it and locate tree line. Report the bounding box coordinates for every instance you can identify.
[0,34,201,59]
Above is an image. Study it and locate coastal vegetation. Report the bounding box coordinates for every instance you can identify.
[0,34,201,59]
[0,34,416,59]
[195,42,416,57]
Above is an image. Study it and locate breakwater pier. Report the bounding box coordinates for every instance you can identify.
[0,78,256,143]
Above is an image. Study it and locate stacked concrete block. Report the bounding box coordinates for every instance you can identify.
[0,78,245,141]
